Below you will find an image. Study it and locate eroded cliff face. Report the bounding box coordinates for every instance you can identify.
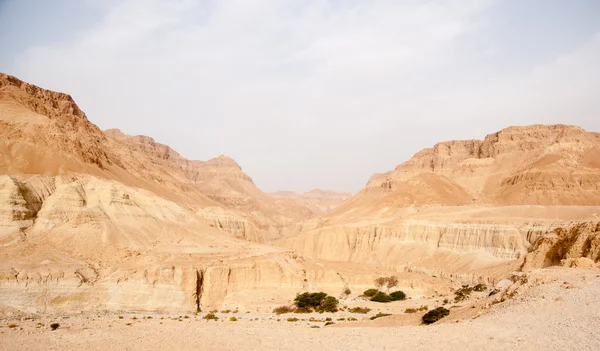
[521,222,600,271]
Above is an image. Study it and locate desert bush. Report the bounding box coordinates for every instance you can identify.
[343,288,352,296]
[50,323,60,331]
[370,292,392,303]
[229,316,237,322]
[337,318,346,321]
[389,290,406,301]
[7,323,17,328]
[369,313,391,320]
[349,307,371,314]
[294,307,312,313]
[273,305,294,315]
[422,307,449,324]
[294,292,339,313]
[118,316,123,319]
[295,292,327,309]
[221,310,231,314]
[347,317,358,321]
[324,321,335,326]
[310,325,320,328]
[473,284,486,292]
[363,289,379,297]
[317,296,339,313]
[287,317,299,322]
[454,285,474,302]
[203,313,218,321]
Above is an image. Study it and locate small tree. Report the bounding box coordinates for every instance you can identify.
[374,277,387,289]
[386,276,399,291]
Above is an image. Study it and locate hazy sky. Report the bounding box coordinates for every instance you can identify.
[1,0,599,192]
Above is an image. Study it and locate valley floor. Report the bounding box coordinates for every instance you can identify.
[1,268,599,351]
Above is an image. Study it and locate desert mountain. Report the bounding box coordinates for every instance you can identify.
[0,73,599,318]
[269,189,352,215]
[0,73,360,314]
[280,125,600,282]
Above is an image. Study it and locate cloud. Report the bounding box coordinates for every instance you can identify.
[11,0,600,192]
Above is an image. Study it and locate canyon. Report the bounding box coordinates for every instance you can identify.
[0,72,599,321]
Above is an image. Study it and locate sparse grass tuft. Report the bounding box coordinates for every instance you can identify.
[203,313,218,321]
[349,306,371,314]
[369,313,391,320]
[273,305,294,315]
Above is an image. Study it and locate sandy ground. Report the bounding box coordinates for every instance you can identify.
[1,268,599,351]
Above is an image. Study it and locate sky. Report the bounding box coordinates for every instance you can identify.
[1,0,600,193]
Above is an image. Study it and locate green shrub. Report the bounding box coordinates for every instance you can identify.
[454,285,474,302]
[363,289,379,297]
[273,305,294,315]
[50,323,60,331]
[203,313,218,321]
[473,284,487,292]
[422,307,449,324]
[348,307,371,314]
[370,292,392,303]
[370,313,391,320]
[293,292,339,313]
[389,290,406,301]
[295,292,327,309]
[317,296,339,313]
